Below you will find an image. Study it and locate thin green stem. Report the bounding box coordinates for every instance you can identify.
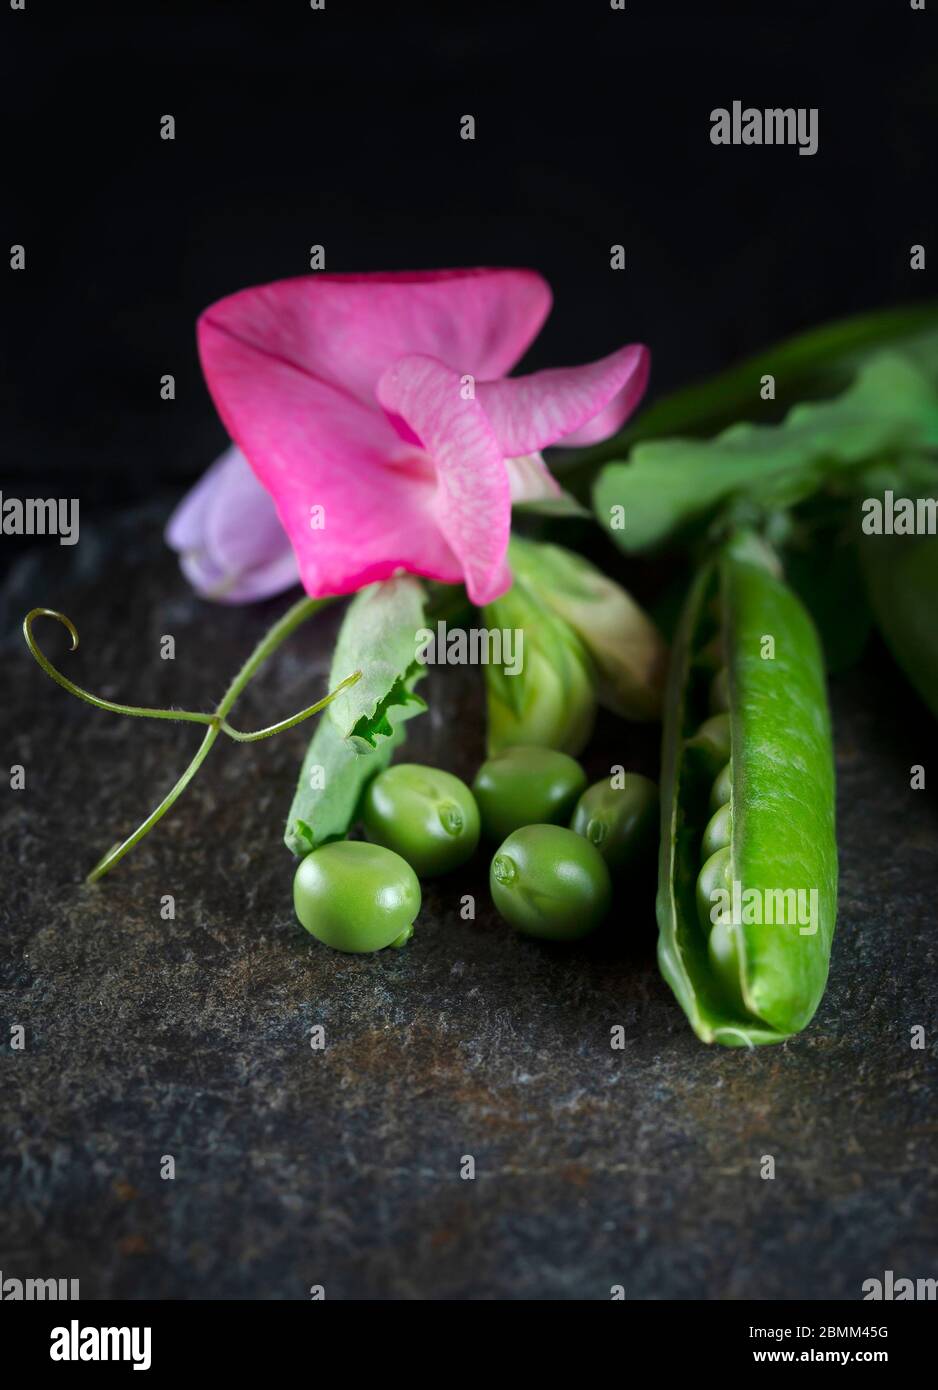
[213,595,334,719]
[220,669,360,742]
[23,609,217,728]
[81,594,341,883]
[86,724,221,882]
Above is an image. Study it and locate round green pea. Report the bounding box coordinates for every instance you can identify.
[472,746,587,843]
[489,824,611,941]
[690,712,732,770]
[689,711,733,778]
[701,802,732,860]
[708,916,748,1014]
[361,763,480,878]
[710,761,733,813]
[570,773,658,875]
[293,840,421,953]
[696,845,732,933]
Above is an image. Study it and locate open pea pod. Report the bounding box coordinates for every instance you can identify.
[657,530,838,1046]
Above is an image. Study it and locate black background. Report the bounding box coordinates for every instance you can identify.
[2,0,936,521]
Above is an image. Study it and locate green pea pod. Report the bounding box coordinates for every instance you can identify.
[657,530,838,1046]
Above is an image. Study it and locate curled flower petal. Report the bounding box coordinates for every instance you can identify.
[377,354,512,605]
[476,344,650,454]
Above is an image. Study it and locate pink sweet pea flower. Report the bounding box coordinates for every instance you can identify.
[176,269,649,606]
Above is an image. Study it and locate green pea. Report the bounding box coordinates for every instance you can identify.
[490,824,611,941]
[293,840,420,953]
[708,917,748,1014]
[696,845,732,932]
[689,712,731,769]
[701,802,732,860]
[472,745,587,843]
[710,761,733,813]
[361,763,480,877]
[569,773,658,874]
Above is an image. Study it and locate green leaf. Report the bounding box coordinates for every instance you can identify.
[593,353,938,554]
[327,575,427,751]
[284,575,429,855]
[556,301,938,493]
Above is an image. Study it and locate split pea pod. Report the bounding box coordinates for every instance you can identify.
[657,530,838,1046]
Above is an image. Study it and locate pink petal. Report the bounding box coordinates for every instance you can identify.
[476,344,650,455]
[197,269,551,600]
[505,452,564,503]
[200,268,551,410]
[377,355,512,605]
[198,324,462,597]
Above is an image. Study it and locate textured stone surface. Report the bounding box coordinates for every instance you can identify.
[1,508,936,1300]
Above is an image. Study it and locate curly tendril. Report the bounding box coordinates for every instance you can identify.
[23,598,359,882]
[24,609,219,728]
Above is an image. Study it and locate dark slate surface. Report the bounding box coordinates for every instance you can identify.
[1,507,936,1301]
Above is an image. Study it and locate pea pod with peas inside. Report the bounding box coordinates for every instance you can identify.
[657,529,838,1046]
